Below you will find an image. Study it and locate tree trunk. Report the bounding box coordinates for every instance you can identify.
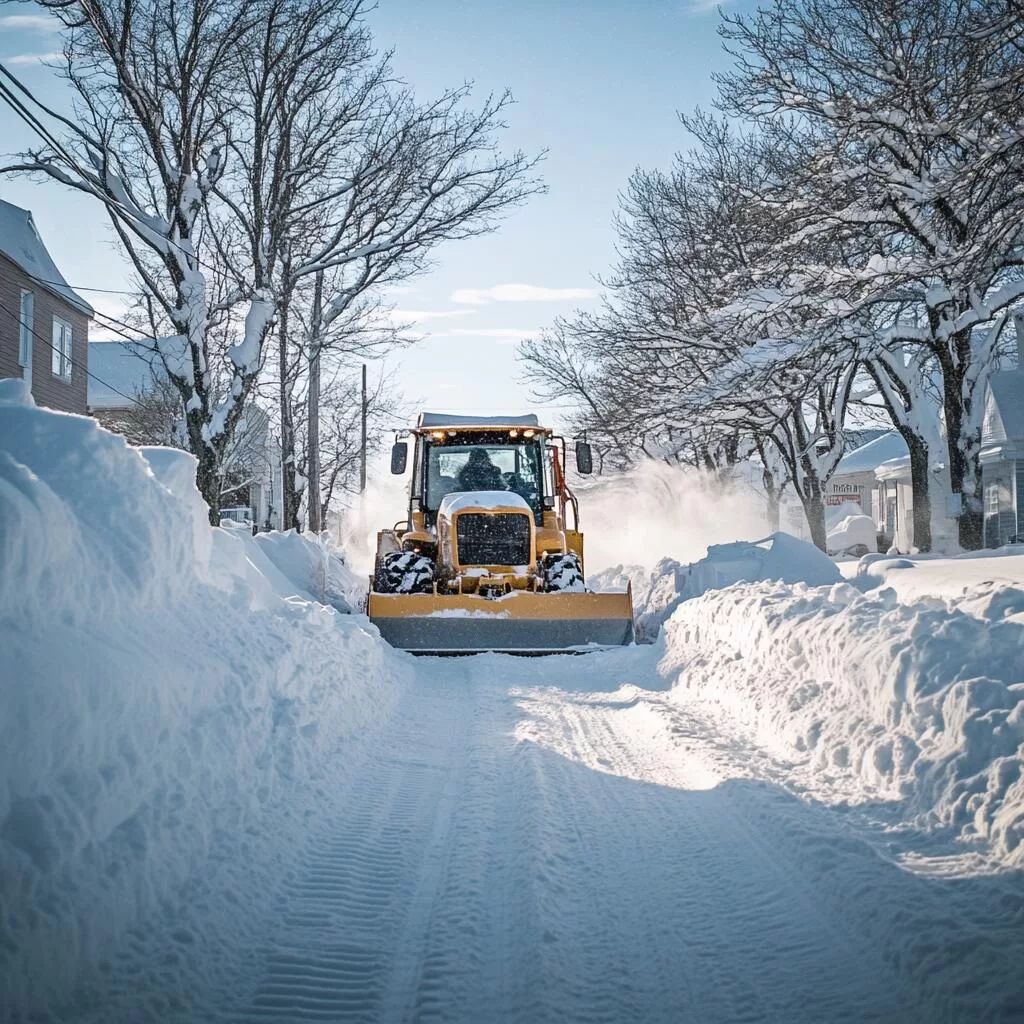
[942,384,983,550]
[801,488,827,552]
[278,292,300,532]
[939,328,983,550]
[904,430,932,553]
[307,272,324,534]
[194,441,223,527]
[764,474,781,533]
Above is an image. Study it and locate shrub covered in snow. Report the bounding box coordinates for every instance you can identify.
[0,383,408,1019]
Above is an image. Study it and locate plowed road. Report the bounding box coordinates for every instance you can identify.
[87,650,1024,1023]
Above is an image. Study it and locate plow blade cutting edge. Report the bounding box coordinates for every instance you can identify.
[367,587,635,654]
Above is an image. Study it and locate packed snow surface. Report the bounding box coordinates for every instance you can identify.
[3,387,1024,1022]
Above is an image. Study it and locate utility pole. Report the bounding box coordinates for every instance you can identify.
[359,362,368,493]
[307,270,324,533]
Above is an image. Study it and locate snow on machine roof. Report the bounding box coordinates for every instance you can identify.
[417,412,542,431]
[438,490,533,516]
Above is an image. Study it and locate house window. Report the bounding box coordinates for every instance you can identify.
[985,483,1000,517]
[52,317,72,382]
[18,290,33,366]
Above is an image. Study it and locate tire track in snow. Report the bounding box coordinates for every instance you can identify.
[513,685,928,1023]
[233,663,476,1023]
[394,680,546,1024]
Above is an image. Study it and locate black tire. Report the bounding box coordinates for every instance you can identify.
[541,551,585,593]
[374,551,435,594]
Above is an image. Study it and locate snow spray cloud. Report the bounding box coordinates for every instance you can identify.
[576,460,769,573]
[336,470,410,575]
[338,459,768,576]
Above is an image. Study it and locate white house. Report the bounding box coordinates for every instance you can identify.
[980,335,1024,547]
[828,431,908,520]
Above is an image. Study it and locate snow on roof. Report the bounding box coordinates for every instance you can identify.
[418,412,540,429]
[875,455,911,481]
[985,371,1024,443]
[834,431,909,476]
[87,338,179,409]
[0,199,93,316]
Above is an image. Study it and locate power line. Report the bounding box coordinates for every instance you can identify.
[19,275,143,296]
[0,297,143,409]
[0,63,226,281]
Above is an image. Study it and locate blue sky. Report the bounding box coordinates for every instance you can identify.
[0,0,749,427]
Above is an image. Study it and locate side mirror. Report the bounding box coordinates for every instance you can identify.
[575,440,593,475]
[390,441,408,475]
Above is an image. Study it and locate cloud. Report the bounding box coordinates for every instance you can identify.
[379,308,473,332]
[684,0,732,12]
[393,309,472,322]
[0,14,58,31]
[446,327,541,346]
[6,52,62,65]
[451,283,598,305]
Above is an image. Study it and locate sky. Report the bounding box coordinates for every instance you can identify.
[0,0,751,430]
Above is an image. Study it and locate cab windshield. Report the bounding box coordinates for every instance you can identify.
[423,441,544,520]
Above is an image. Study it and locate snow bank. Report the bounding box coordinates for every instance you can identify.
[252,528,363,612]
[658,581,1024,865]
[0,382,408,1019]
[594,533,840,641]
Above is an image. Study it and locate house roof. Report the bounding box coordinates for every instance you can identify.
[0,199,94,316]
[87,339,173,410]
[984,370,1024,444]
[835,430,909,476]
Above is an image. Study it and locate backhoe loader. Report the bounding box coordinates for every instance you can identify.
[366,412,635,654]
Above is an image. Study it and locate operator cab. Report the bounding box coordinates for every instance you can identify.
[389,413,593,534]
[420,429,545,526]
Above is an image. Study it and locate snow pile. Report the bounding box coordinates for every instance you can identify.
[658,580,1024,864]
[0,382,409,1019]
[595,533,841,640]
[252,528,363,612]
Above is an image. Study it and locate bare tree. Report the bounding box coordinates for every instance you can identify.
[716,0,1024,548]
[3,0,541,523]
[315,364,408,528]
[2,0,273,520]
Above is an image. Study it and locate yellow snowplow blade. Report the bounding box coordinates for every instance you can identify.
[367,587,634,654]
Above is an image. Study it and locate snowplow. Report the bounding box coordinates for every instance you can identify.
[366,412,634,654]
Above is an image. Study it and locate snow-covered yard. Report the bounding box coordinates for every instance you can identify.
[3,388,1024,1022]
[841,549,1024,610]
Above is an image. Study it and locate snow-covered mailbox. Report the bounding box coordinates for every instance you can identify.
[980,356,1024,548]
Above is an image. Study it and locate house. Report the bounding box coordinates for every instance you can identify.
[828,430,908,519]
[980,334,1024,548]
[0,199,94,413]
[88,338,282,528]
